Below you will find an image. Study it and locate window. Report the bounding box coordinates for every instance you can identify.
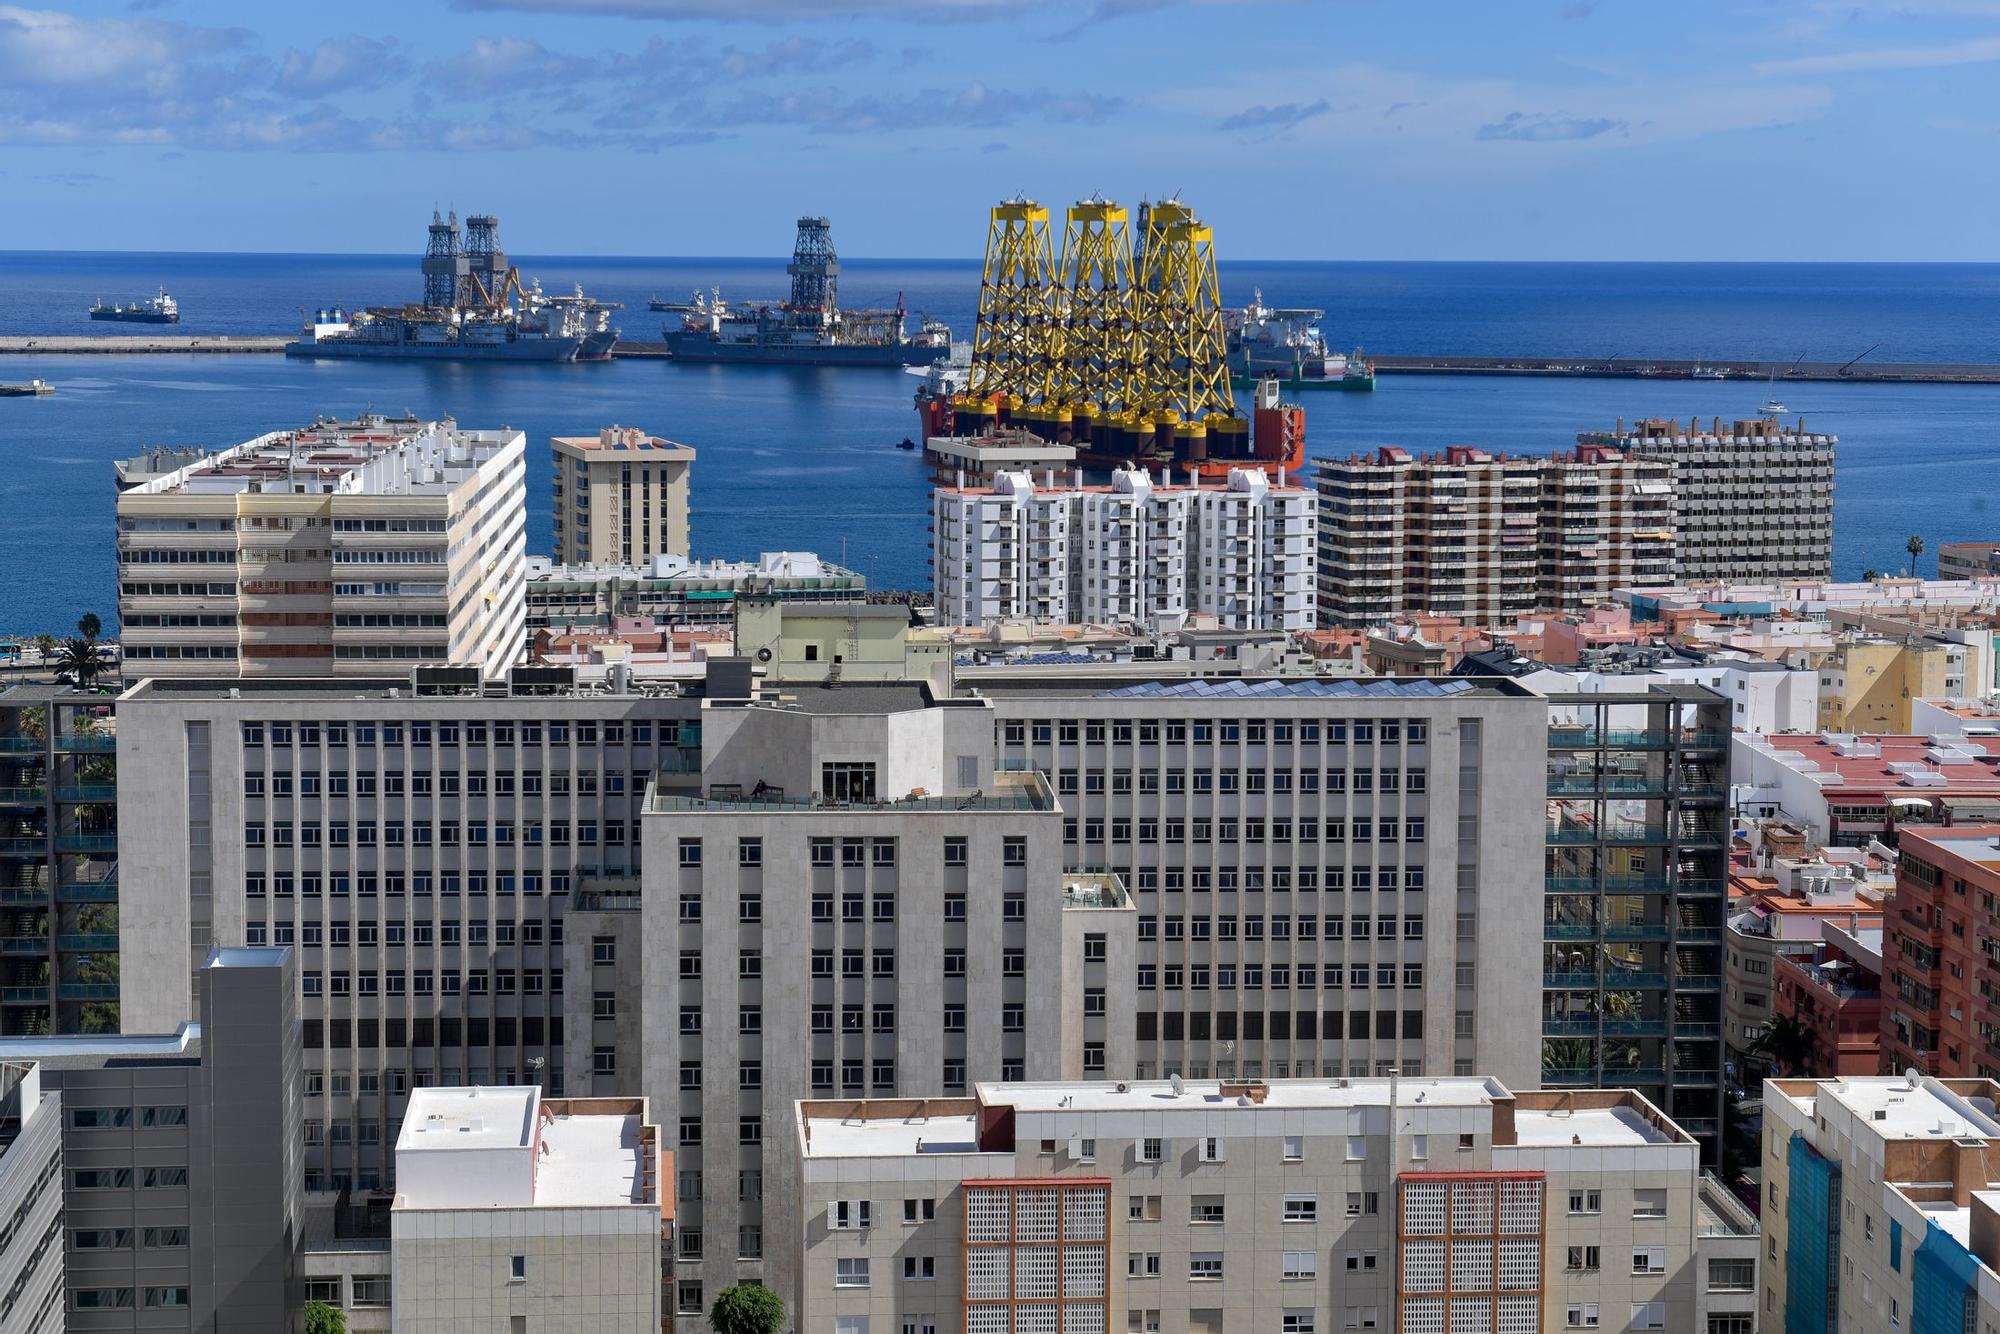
[831,1199,873,1230]
[903,1197,935,1224]
[1282,1135,1304,1161]
[1345,1134,1367,1161]
[1630,1303,1665,1331]
[1190,1196,1225,1224]
[835,1258,871,1288]
[143,1228,189,1249]
[1199,1136,1226,1162]
[74,1290,135,1310]
[69,1107,132,1129]
[303,1278,341,1304]
[1284,1194,1319,1222]
[352,1276,390,1307]
[1708,1258,1755,1292]
[1344,1192,1378,1217]
[738,837,762,866]
[1139,1137,1166,1163]
[71,1229,134,1250]
[1569,1189,1601,1215]
[144,1288,192,1309]
[1127,1252,1162,1277]
[678,838,702,866]
[1283,1312,1316,1334]
[1633,1188,1667,1218]
[1631,1245,1666,1275]
[1282,1251,1317,1279]
[509,1255,527,1282]
[1565,1305,1600,1329]
[944,836,968,867]
[1188,1252,1223,1281]
[901,1256,935,1281]
[1566,1245,1600,1271]
[72,1168,132,1189]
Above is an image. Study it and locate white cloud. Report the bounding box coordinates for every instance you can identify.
[278,35,407,96]
[1754,34,2000,75]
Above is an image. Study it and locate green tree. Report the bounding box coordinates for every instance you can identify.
[1907,534,1926,578]
[710,1282,786,1334]
[30,635,55,664]
[54,639,103,690]
[1861,568,1880,582]
[303,1300,347,1334]
[76,613,101,644]
[1752,1013,1817,1076]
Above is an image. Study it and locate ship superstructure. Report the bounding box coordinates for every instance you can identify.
[916,194,1305,478]
[660,216,951,366]
[89,288,179,324]
[286,211,606,363]
[1226,291,1374,390]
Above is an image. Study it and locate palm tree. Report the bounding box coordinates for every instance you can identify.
[1907,534,1926,578]
[1861,569,1880,582]
[30,635,55,664]
[54,639,102,690]
[1751,1013,1817,1076]
[76,613,101,644]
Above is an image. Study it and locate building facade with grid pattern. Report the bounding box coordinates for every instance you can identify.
[794,1078,1726,1334]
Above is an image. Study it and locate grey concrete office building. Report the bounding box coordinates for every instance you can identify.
[0,946,301,1330]
[114,663,1563,1323]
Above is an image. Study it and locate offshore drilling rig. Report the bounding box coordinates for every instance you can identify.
[917,195,1304,478]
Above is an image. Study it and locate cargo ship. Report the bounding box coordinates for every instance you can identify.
[1226,291,1374,390]
[922,195,1305,480]
[89,288,178,324]
[285,211,607,364]
[659,218,951,367]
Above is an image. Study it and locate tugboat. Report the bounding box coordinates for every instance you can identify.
[89,288,179,324]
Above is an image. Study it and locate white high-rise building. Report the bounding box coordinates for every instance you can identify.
[116,412,526,678]
[933,467,1315,631]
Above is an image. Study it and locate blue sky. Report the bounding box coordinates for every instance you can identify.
[1,0,1998,259]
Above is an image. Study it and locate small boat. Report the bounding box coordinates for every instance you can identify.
[1762,398,1787,415]
[896,437,917,451]
[0,379,53,397]
[1691,364,1727,380]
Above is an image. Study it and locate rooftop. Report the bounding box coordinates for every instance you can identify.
[553,425,695,458]
[650,767,1052,815]
[127,414,517,498]
[1901,826,2000,873]
[526,550,855,585]
[1512,1106,1673,1148]
[1097,677,1482,700]
[396,1087,652,1209]
[0,1023,199,1065]
[1738,732,2000,796]
[399,1086,539,1152]
[1776,1076,2000,1141]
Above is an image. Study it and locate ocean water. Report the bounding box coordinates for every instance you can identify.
[2,251,1999,637]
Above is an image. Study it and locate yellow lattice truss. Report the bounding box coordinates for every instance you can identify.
[965,198,1058,401]
[1135,200,1233,418]
[1053,199,1138,413]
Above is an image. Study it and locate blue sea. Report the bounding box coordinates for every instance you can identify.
[2,251,1999,637]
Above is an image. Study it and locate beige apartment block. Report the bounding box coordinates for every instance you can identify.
[1764,1073,2000,1334]
[115,412,525,678]
[794,1077,1747,1334]
[1579,415,1835,584]
[1314,445,1670,628]
[552,426,695,567]
[389,1085,668,1333]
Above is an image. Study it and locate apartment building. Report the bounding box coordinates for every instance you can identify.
[0,947,300,1330]
[1773,919,1884,1077]
[115,412,526,678]
[1939,541,2000,581]
[0,686,119,1038]
[931,467,1314,632]
[1542,686,1732,1154]
[1880,826,2000,1081]
[0,1060,65,1334]
[388,1086,666,1332]
[1763,1073,2000,1334]
[1579,414,1835,582]
[794,1076,1755,1334]
[1313,445,1670,628]
[551,426,696,567]
[1816,634,1970,732]
[1731,731,2000,847]
[524,550,864,633]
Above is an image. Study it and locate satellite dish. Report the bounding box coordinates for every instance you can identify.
[756,647,773,662]
[1169,1073,1185,1096]
[1906,1066,1923,1091]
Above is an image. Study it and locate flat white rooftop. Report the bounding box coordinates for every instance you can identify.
[804,1111,982,1160]
[537,1108,645,1206]
[1514,1106,1671,1148]
[982,1076,1510,1114]
[399,1086,538,1153]
[1802,1077,2000,1141]
[132,415,517,499]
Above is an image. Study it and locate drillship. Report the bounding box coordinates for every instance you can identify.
[287,212,600,363]
[89,288,179,323]
[1226,291,1374,391]
[660,217,951,367]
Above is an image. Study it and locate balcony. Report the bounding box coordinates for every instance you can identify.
[0,986,45,1003]
[54,786,116,804]
[1676,975,1723,992]
[0,787,46,806]
[1547,825,1670,846]
[57,881,116,902]
[1545,877,1673,894]
[57,935,117,953]
[57,983,116,1001]
[56,834,116,854]
[0,839,45,856]
[53,736,115,754]
[1547,776,1668,796]
[0,938,46,956]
